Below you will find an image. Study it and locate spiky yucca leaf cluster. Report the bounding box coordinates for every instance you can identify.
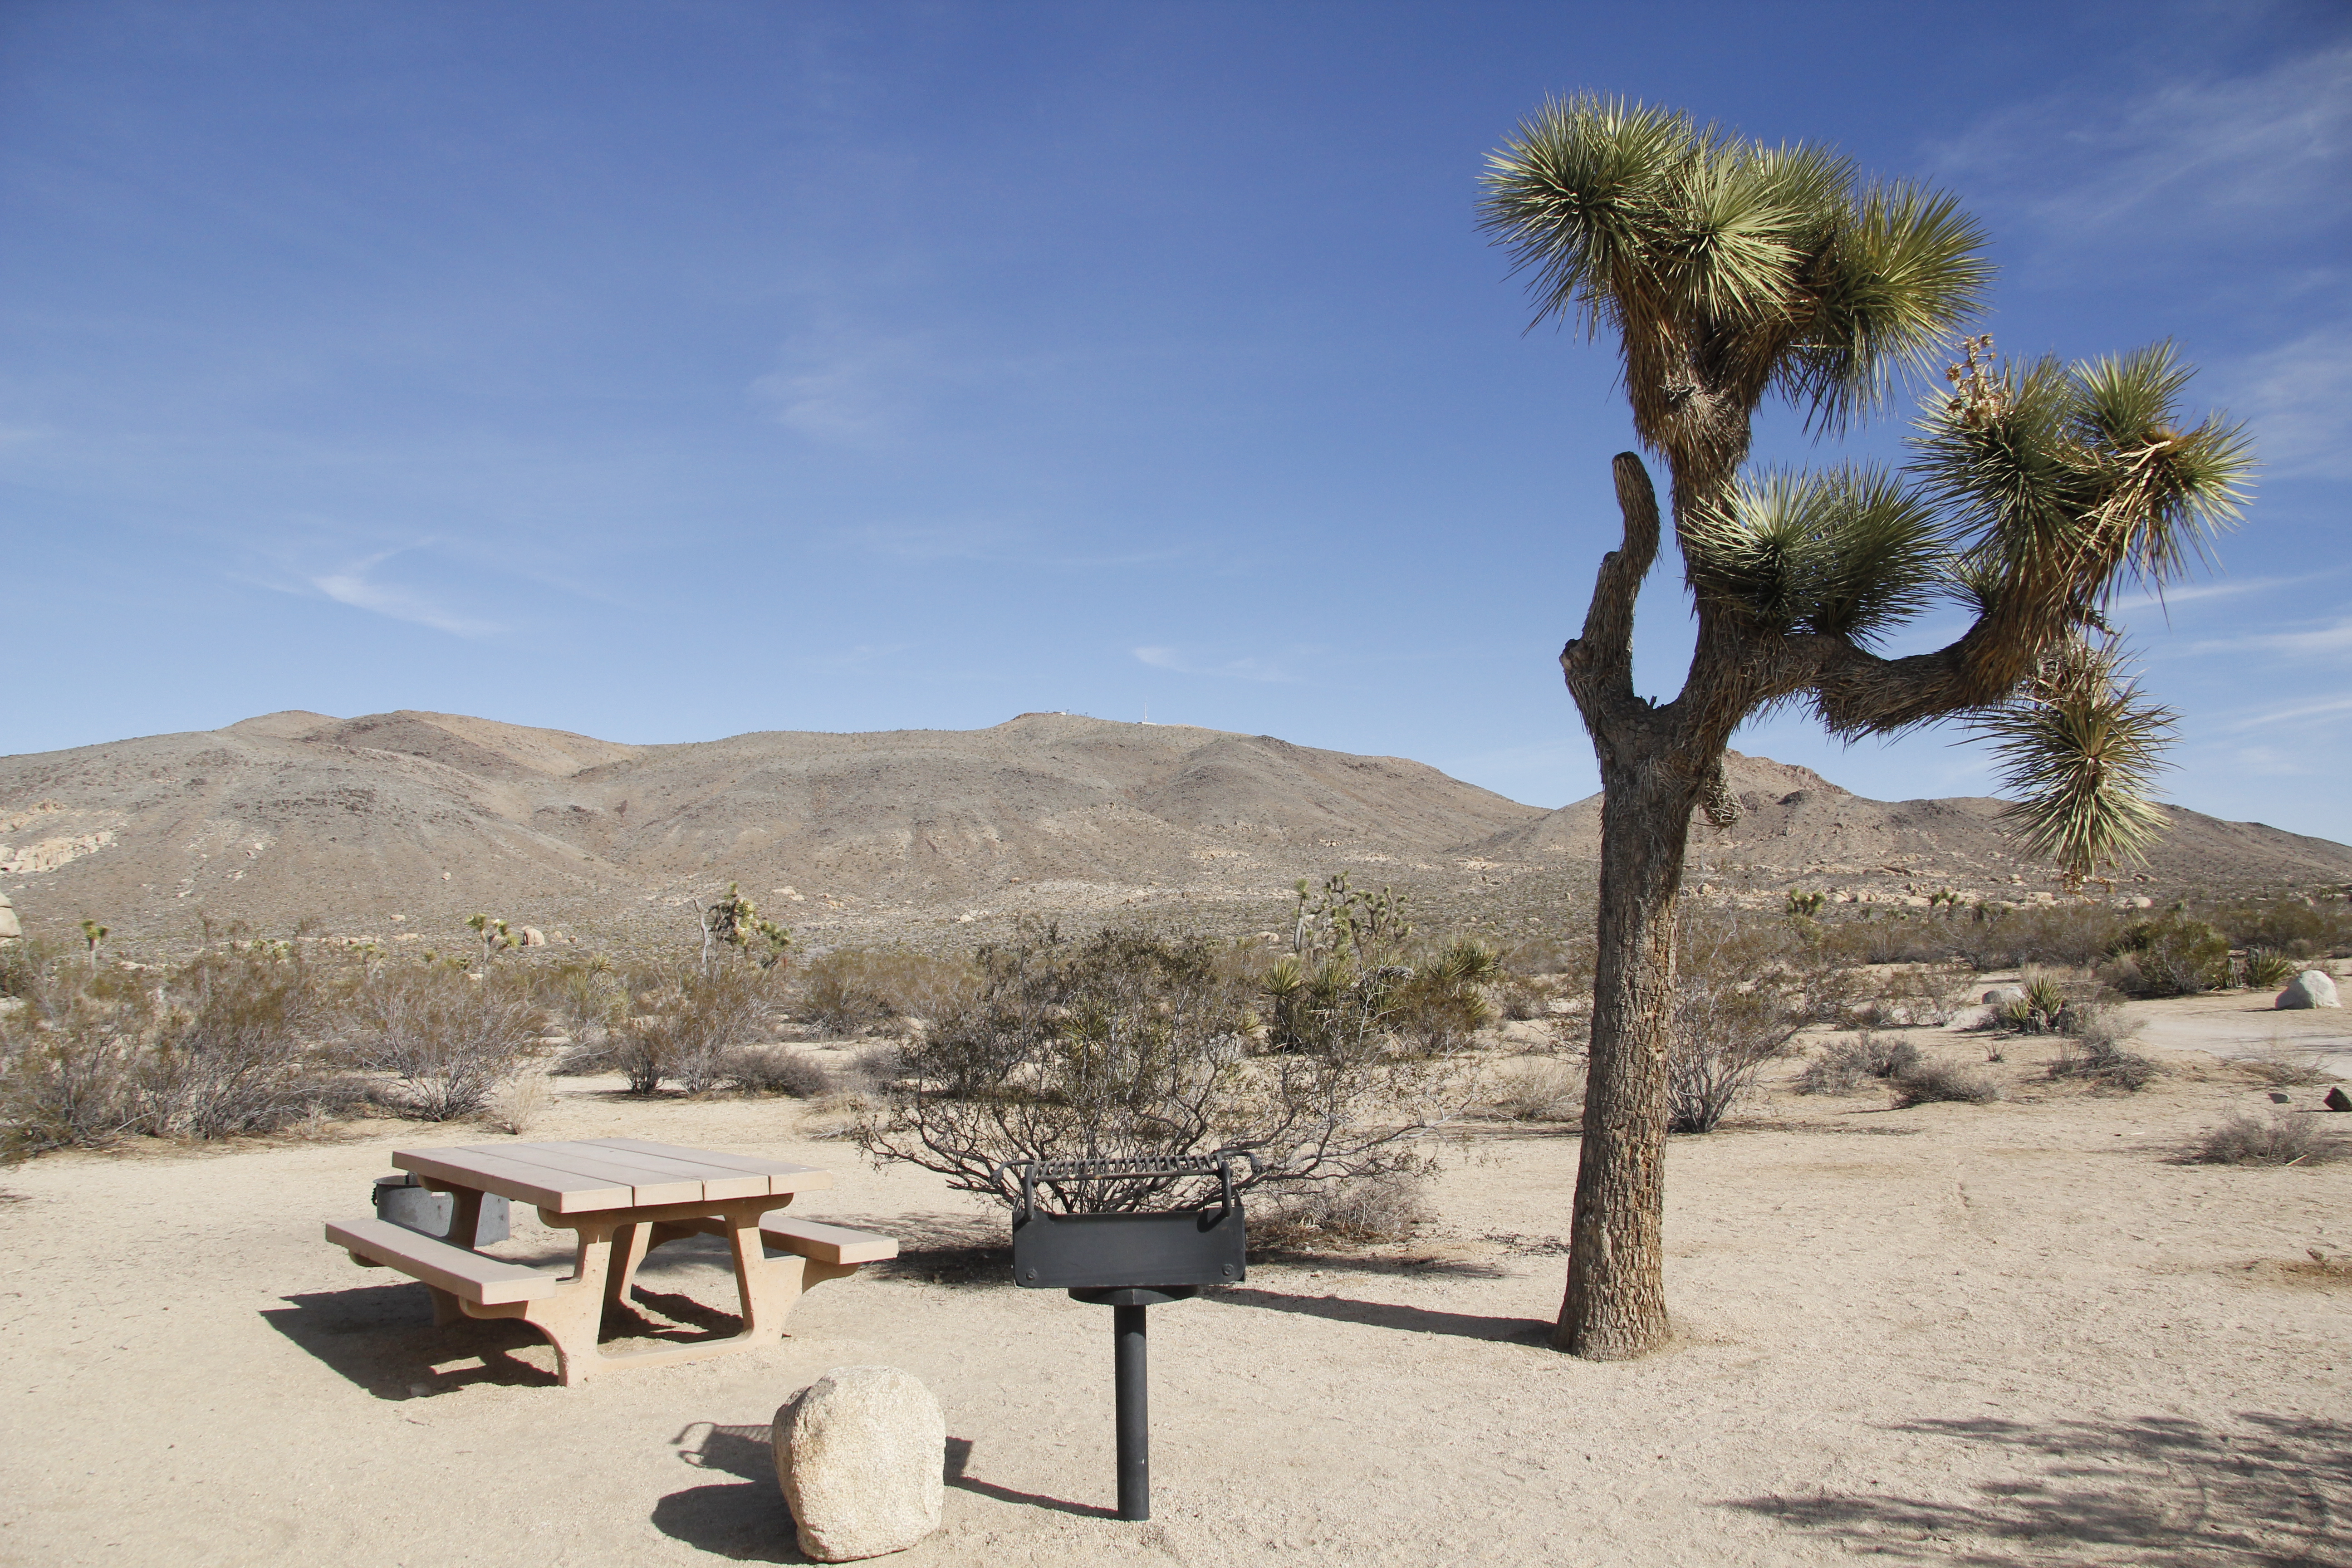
[1683,465,1949,644]
[1915,341,2249,626]
[1480,95,1991,454]
[1977,639,2176,890]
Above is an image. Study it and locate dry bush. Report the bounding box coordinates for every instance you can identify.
[720,1045,834,1098]
[2210,895,2352,960]
[1891,1058,2002,1107]
[543,963,623,1049]
[796,946,976,1036]
[1490,1058,1584,1122]
[2191,1112,2343,1166]
[2048,1037,2159,1092]
[2,949,360,1157]
[1947,902,2129,973]
[2237,1047,2337,1089]
[1252,1169,1432,1250]
[488,1071,554,1136]
[2103,914,2231,998]
[1843,961,1965,1029]
[608,966,776,1094]
[346,967,543,1121]
[1666,907,1832,1132]
[857,925,1476,1212]
[2044,1000,2157,1090]
[1813,911,1962,968]
[1793,1031,1922,1095]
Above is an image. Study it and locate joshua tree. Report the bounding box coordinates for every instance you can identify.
[696,883,760,977]
[79,918,108,974]
[1480,98,2249,1357]
[466,913,511,965]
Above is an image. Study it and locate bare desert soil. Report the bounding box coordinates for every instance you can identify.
[4,999,2349,1568]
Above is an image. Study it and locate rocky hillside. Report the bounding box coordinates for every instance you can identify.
[0,710,1541,948]
[1468,750,2352,903]
[2,715,2346,953]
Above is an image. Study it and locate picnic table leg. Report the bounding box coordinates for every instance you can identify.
[720,1209,818,1344]
[606,1222,651,1303]
[442,1186,485,1250]
[517,1218,619,1387]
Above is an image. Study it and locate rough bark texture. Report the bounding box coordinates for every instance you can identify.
[1554,453,1712,1357]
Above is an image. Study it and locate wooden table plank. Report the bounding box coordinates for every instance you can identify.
[588,1138,834,1195]
[524,1140,770,1201]
[469,1143,707,1207]
[394,1146,634,1212]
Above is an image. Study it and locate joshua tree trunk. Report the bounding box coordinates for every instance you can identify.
[1560,750,1700,1354]
[1553,452,1734,1357]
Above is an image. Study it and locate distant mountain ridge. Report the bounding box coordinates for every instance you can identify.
[0,713,2345,948]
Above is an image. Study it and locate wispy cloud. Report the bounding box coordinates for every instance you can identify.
[2115,574,2296,611]
[2225,323,2352,480]
[750,318,1071,448]
[2219,692,2352,734]
[2189,615,2352,658]
[306,549,505,638]
[752,328,941,446]
[1932,44,2352,241]
[1134,645,1302,683]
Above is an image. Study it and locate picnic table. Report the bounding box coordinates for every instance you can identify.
[326,1137,897,1386]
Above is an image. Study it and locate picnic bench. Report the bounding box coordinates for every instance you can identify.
[326,1137,897,1386]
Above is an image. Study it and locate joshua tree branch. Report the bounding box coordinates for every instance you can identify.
[1560,453,1662,724]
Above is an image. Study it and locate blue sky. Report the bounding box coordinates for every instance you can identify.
[4,1,2346,840]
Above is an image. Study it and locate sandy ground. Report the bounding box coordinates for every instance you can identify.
[3,996,2350,1568]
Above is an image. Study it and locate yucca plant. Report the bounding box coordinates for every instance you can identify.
[2243,948,2299,989]
[1481,97,2252,1357]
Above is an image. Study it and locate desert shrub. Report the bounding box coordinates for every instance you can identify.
[141,953,345,1137]
[797,946,975,1036]
[2235,1047,2337,1088]
[1492,975,1544,1021]
[1252,1169,1432,1249]
[1666,907,1828,1132]
[2048,1036,2158,1091]
[1891,1058,2002,1106]
[2104,915,2230,998]
[1814,911,1958,967]
[2191,1112,2342,1166]
[1392,936,1503,1049]
[1,950,362,1157]
[1949,902,2129,973]
[2210,896,2352,960]
[610,966,775,1094]
[2241,948,2299,988]
[856,925,1475,1212]
[721,1045,834,1098]
[1490,1058,1584,1121]
[544,962,623,1047]
[1792,1031,1920,1095]
[346,967,543,1120]
[1843,962,1965,1029]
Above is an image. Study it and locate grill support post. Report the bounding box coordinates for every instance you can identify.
[1114,1303,1149,1521]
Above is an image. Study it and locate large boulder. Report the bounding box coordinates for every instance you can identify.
[2277,971,2342,1010]
[0,892,18,942]
[773,1366,945,1562]
[1981,986,2025,1007]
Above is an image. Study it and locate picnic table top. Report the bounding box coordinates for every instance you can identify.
[392,1137,833,1215]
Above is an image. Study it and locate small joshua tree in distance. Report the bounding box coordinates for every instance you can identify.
[466,913,511,964]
